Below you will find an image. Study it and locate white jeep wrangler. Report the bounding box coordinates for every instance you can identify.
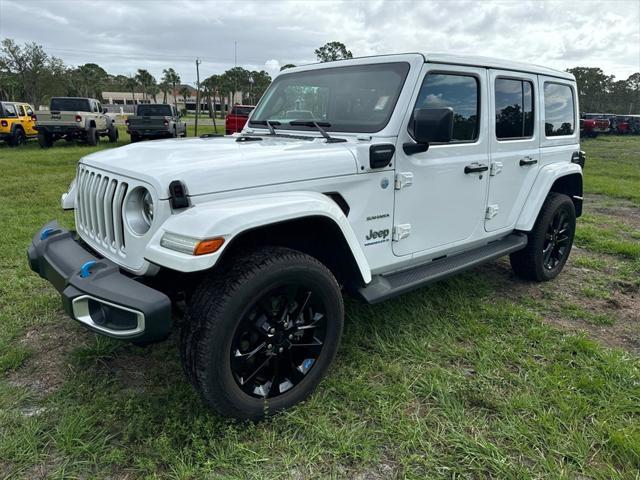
[28,53,585,419]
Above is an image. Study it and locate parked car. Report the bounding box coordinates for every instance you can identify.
[29,53,584,420]
[580,113,610,138]
[225,105,254,134]
[0,101,37,146]
[35,97,118,148]
[126,104,186,142]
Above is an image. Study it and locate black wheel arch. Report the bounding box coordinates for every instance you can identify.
[549,173,583,217]
[214,215,366,290]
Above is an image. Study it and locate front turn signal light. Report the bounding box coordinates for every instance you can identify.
[161,232,225,255]
[194,237,225,255]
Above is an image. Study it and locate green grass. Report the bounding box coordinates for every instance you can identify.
[0,135,639,478]
[581,135,640,205]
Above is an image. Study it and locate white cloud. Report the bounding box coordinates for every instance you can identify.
[0,0,637,82]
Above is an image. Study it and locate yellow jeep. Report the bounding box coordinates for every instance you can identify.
[0,101,37,146]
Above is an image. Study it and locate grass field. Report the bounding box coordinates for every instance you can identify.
[0,132,638,479]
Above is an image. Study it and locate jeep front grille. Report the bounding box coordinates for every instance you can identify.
[76,166,128,253]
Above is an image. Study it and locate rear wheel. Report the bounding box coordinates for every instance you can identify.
[37,131,53,148]
[181,246,344,419]
[8,128,26,147]
[510,193,576,281]
[86,127,99,146]
[108,126,119,143]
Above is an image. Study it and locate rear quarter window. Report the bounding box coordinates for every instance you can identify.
[544,83,575,136]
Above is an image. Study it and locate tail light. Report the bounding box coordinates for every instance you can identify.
[0,120,7,127]
[163,120,169,126]
[125,119,130,126]
[75,115,82,123]
[31,115,37,121]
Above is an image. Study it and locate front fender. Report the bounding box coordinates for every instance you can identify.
[144,191,372,282]
[516,162,582,231]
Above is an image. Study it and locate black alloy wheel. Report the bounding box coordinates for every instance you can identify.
[542,209,572,270]
[230,284,327,398]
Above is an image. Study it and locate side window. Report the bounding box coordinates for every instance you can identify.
[544,83,575,136]
[17,105,26,116]
[413,73,479,142]
[495,78,534,139]
[26,106,34,115]
[4,104,17,117]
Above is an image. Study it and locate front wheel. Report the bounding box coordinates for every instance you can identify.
[181,246,344,420]
[510,192,576,281]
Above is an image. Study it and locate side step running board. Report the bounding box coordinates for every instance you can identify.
[359,233,527,304]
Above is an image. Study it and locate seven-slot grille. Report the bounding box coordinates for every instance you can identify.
[76,166,128,253]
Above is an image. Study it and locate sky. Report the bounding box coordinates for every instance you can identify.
[1,0,638,85]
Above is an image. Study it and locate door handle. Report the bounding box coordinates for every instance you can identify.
[519,157,538,166]
[464,163,489,174]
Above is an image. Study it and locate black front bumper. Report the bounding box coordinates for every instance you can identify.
[27,221,172,342]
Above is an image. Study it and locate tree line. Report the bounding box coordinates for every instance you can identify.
[5,38,633,115]
[566,67,639,114]
[0,39,354,111]
[0,38,272,114]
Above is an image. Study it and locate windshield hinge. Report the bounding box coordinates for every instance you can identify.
[393,224,411,242]
[395,172,414,190]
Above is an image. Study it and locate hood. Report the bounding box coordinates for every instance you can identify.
[80,136,358,198]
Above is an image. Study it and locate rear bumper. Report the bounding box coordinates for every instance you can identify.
[36,125,85,135]
[27,221,172,342]
[128,128,171,137]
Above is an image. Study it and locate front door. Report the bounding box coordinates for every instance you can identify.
[393,64,490,256]
[485,70,540,232]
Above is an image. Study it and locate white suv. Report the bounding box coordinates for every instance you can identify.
[28,53,585,419]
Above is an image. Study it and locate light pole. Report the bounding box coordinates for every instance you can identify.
[248,75,254,105]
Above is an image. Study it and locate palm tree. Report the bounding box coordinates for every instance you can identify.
[158,81,170,103]
[135,69,155,101]
[179,86,191,113]
[124,76,138,106]
[162,68,180,111]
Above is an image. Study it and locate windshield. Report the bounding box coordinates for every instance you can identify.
[50,98,92,112]
[250,62,410,133]
[137,104,172,116]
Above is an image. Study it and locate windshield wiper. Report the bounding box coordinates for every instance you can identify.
[248,120,281,135]
[289,120,346,143]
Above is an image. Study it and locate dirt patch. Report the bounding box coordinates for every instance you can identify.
[584,194,640,230]
[482,248,639,354]
[7,317,89,396]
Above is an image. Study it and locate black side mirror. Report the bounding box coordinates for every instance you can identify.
[414,107,454,143]
[404,108,454,155]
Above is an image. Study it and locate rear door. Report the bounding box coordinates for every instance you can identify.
[485,70,540,232]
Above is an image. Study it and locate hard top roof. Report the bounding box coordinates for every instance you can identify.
[282,53,574,81]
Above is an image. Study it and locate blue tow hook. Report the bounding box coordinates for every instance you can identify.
[79,260,98,278]
[40,228,56,240]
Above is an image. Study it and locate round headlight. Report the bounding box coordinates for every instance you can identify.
[125,187,154,235]
[142,190,154,226]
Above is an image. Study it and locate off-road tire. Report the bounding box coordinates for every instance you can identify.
[180,246,344,420]
[86,127,99,146]
[108,126,119,143]
[510,192,576,282]
[37,131,53,148]
[8,128,25,147]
